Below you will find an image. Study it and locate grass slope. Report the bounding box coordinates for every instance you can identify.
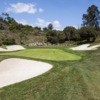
[0,47,100,100]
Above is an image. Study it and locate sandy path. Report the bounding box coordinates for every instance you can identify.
[0,58,52,88]
[71,44,100,50]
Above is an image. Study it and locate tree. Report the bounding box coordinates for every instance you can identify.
[57,31,66,43]
[0,23,4,30]
[78,27,97,42]
[46,30,66,44]
[2,37,16,45]
[47,23,53,30]
[1,13,17,31]
[46,30,58,44]
[2,13,15,24]
[82,5,100,28]
[2,13,9,22]
[63,26,76,41]
[33,26,41,35]
[43,27,48,32]
[33,26,41,30]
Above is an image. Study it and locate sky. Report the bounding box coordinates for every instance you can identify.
[0,0,100,30]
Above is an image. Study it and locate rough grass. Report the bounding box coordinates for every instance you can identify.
[0,46,100,100]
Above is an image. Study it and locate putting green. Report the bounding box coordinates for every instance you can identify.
[0,49,81,61]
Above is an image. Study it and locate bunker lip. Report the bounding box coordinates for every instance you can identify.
[0,58,52,88]
[71,44,100,50]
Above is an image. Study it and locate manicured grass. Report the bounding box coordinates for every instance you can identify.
[0,46,100,100]
[0,48,81,61]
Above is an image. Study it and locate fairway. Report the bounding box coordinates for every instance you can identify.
[0,47,100,100]
[0,48,81,61]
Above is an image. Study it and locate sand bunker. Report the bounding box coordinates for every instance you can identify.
[0,45,25,52]
[0,58,52,88]
[71,44,100,50]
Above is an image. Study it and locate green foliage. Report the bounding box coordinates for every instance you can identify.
[82,5,100,28]
[2,37,16,45]
[0,33,5,45]
[46,30,59,44]
[57,31,66,43]
[47,23,53,30]
[78,27,98,43]
[33,26,42,35]
[46,30,66,44]
[43,27,48,32]
[0,6,100,46]
[63,26,77,41]
[0,23,4,30]
[9,22,17,32]
[33,26,41,31]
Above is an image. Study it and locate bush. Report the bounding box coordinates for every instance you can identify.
[78,27,97,43]
[63,26,77,41]
[3,37,16,45]
[46,30,59,44]
[57,31,66,43]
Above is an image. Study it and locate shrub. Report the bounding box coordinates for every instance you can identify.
[78,27,97,43]
[3,37,16,45]
[46,30,59,44]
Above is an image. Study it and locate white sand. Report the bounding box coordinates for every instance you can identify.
[0,45,25,52]
[71,44,100,50]
[0,58,52,88]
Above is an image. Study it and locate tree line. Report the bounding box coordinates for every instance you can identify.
[0,4,100,46]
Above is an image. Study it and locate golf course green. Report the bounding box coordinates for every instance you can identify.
[0,48,81,61]
[0,46,100,100]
